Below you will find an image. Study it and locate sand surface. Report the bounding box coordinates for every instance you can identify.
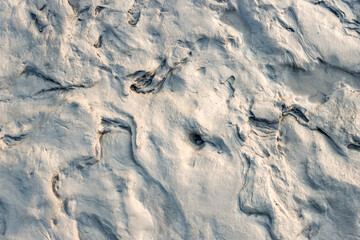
[0,0,359,239]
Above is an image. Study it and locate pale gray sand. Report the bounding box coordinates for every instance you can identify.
[0,0,359,239]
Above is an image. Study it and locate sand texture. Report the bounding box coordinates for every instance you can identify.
[0,0,359,239]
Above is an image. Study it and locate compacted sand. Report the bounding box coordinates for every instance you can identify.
[0,0,359,239]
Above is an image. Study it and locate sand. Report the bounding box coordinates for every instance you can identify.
[0,0,359,239]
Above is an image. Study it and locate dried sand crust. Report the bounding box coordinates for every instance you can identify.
[0,0,359,239]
